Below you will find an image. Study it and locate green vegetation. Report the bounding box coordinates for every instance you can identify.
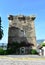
[30,49,38,54]
[0,42,38,55]
[40,42,45,47]
[7,42,20,54]
[0,48,7,55]
[41,43,45,47]
[0,17,3,40]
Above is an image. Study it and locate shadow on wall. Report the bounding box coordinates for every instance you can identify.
[7,27,34,54]
[8,27,34,45]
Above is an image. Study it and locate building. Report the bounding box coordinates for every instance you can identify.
[37,40,45,56]
[8,15,36,54]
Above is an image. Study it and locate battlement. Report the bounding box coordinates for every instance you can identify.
[8,15,36,21]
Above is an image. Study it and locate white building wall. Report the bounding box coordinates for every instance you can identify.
[42,47,45,56]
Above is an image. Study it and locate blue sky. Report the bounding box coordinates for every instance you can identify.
[0,0,45,44]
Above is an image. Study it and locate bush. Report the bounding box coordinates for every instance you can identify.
[7,42,20,54]
[0,48,8,55]
[7,48,13,54]
[41,43,45,47]
[0,48,5,55]
[30,49,38,54]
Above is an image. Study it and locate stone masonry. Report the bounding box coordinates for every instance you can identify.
[8,15,36,49]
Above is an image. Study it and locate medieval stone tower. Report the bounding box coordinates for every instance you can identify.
[8,15,36,49]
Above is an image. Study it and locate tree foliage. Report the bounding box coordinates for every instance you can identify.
[41,43,45,47]
[0,17,3,40]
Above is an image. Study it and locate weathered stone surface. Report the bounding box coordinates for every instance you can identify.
[8,15,36,49]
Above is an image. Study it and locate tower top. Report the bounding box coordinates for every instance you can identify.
[8,14,36,21]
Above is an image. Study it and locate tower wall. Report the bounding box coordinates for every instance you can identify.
[8,15,36,49]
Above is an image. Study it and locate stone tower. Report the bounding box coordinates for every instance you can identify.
[8,15,36,49]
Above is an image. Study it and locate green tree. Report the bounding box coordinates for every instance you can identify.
[0,17,3,40]
[41,42,45,47]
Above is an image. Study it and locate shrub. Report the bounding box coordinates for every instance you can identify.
[0,48,5,55]
[6,48,13,54]
[30,49,38,54]
[41,43,45,47]
[0,48,8,55]
[8,42,20,54]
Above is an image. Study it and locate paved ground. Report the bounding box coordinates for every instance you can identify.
[0,55,45,65]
